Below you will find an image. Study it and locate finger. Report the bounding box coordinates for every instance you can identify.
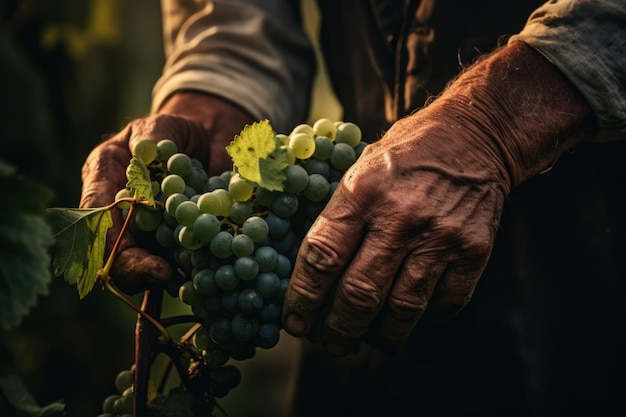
[317,231,412,356]
[429,256,489,321]
[282,205,365,337]
[364,253,448,354]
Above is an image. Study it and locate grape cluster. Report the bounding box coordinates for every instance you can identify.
[113,118,366,405]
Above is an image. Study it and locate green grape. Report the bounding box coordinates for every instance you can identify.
[131,138,158,164]
[210,230,234,259]
[114,188,133,210]
[134,206,162,232]
[254,187,277,207]
[275,254,292,278]
[185,166,208,193]
[167,152,193,177]
[238,287,264,313]
[205,175,228,192]
[193,213,221,242]
[256,271,280,298]
[289,132,315,160]
[184,185,196,199]
[271,193,299,218]
[161,174,186,196]
[228,173,254,202]
[175,200,200,226]
[156,139,178,161]
[215,264,238,290]
[254,246,279,272]
[233,256,259,281]
[179,280,203,306]
[289,123,314,137]
[213,188,233,217]
[302,158,331,179]
[303,173,330,202]
[313,136,334,159]
[220,170,233,184]
[231,312,259,342]
[165,193,189,216]
[330,142,357,171]
[241,216,269,243]
[197,191,223,216]
[210,317,234,344]
[335,121,362,147]
[312,117,337,140]
[354,141,368,158]
[119,387,134,415]
[266,212,291,239]
[256,323,280,349]
[259,302,281,323]
[221,290,241,314]
[193,269,218,296]
[193,326,212,350]
[102,394,120,414]
[231,233,255,257]
[115,369,133,394]
[178,226,204,250]
[229,201,254,225]
[283,164,309,194]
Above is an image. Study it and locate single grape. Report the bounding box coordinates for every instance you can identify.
[313,117,337,140]
[289,123,314,137]
[133,206,162,232]
[241,216,269,243]
[256,271,281,298]
[271,193,299,218]
[283,164,309,194]
[161,174,186,196]
[238,287,264,313]
[254,246,279,272]
[156,139,178,161]
[204,175,228,192]
[266,212,291,239]
[167,152,193,177]
[115,369,133,394]
[275,254,292,278]
[193,213,221,242]
[178,226,204,250]
[334,121,362,147]
[210,317,234,344]
[213,188,233,217]
[215,264,239,290]
[254,187,277,207]
[256,322,281,349]
[193,326,212,350]
[165,192,188,216]
[229,201,254,225]
[302,158,331,178]
[312,136,334,160]
[210,231,234,259]
[185,166,209,193]
[228,173,254,202]
[233,256,259,281]
[231,233,255,257]
[258,302,281,323]
[175,200,200,226]
[276,133,290,146]
[114,188,133,210]
[102,394,120,414]
[131,138,158,164]
[231,312,260,342]
[197,191,223,216]
[193,269,218,297]
[179,280,203,305]
[303,173,330,202]
[330,142,357,171]
[289,132,315,160]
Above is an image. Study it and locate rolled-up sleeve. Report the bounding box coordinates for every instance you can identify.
[509,0,626,141]
[152,0,316,133]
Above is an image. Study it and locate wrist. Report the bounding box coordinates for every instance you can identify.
[435,41,595,189]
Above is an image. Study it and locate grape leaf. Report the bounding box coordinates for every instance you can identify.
[0,161,55,329]
[126,155,155,206]
[226,119,289,191]
[47,207,113,299]
[0,374,66,417]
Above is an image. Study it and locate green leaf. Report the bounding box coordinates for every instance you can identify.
[0,161,55,329]
[0,374,66,417]
[226,119,289,191]
[126,155,155,206]
[47,207,113,299]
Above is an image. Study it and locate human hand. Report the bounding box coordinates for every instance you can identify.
[281,42,593,355]
[80,92,254,295]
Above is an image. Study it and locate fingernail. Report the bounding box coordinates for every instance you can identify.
[284,312,306,335]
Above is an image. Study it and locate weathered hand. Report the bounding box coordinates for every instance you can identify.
[80,92,254,295]
[281,41,593,355]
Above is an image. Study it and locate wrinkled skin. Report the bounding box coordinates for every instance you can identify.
[281,42,593,356]
[80,92,254,295]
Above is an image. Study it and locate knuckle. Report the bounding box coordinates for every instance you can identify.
[338,273,384,314]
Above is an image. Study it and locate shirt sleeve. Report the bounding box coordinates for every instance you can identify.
[152,0,316,133]
[508,0,626,141]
